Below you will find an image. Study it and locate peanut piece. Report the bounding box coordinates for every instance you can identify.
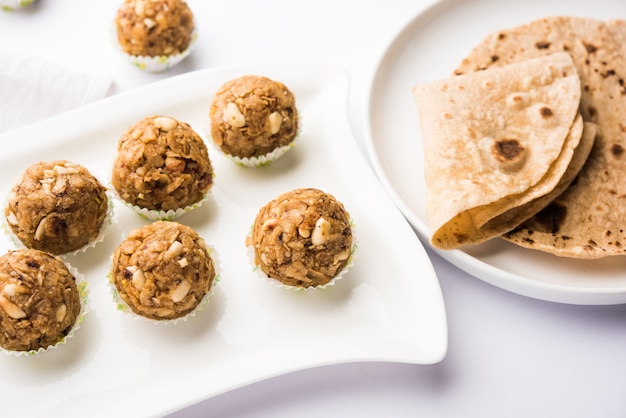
[2,283,16,297]
[132,268,146,290]
[269,111,283,134]
[298,223,311,238]
[40,178,54,195]
[196,237,207,250]
[3,283,28,296]
[134,0,145,17]
[155,11,167,27]
[143,18,156,29]
[53,164,77,175]
[153,116,178,132]
[311,217,331,246]
[131,128,143,139]
[56,304,67,322]
[165,157,186,172]
[142,125,157,141]
[262,219,278,231]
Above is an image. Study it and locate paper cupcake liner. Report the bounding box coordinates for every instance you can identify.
[2,191,115,257]
[0,0,35,11]
[205,110,302,168]
[0,263,89,357]
[114,28,198,73]
[110,187,211,221]
[224,141,297,168]
[108,245,220,325]
[247,221,358,291]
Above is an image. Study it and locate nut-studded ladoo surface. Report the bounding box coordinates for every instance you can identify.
[0,249,81,352]
[5,160,108,255]
[111,221,215,320]
[209,75,299,159]
[115,0,195,57]
[250,188,352,288]
[111,115,213,211]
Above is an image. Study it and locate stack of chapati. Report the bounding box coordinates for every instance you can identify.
[414,16,626,259]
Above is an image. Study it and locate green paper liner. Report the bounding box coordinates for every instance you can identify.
[205,111,302,168]
[113,27,198,73]
[0,0,36,11]
[224,142,297,168]
[110,188,210,221]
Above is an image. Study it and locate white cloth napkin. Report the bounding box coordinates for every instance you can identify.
[0,49,113,134]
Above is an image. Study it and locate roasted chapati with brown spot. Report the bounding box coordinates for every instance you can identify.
[413,53,587,249]
[455,16,626,258]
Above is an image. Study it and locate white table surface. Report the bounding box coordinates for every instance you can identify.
[2,1,626,417]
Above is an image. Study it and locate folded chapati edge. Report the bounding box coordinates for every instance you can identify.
[456,16,626,258]
[413,52,583,250]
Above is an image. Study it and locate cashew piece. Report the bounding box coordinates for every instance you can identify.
[34,216,48,240]
[222,102,246,128]
[165,240,184,259]
[0,294,26,319]
[170,280,191,303]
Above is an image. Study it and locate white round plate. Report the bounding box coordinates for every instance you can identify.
[365,0,626,305]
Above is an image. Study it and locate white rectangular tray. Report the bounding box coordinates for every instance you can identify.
[0,63,447,418]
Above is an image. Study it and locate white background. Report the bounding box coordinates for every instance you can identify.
[1,0,626,417]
